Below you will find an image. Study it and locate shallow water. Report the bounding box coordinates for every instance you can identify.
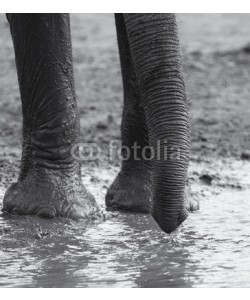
[0,161,250,288]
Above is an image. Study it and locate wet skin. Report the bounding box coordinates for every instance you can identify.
[3,14,99,219]
[2,14,198,234]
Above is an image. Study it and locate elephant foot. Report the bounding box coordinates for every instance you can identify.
[185,185,200,212]
[185,197,199,212]
[105,170,152,213]
[2,173,99,219]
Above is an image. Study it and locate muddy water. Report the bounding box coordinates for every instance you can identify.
[0,160,250,288]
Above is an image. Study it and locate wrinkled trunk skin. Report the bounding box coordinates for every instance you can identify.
[3,14,98,218]
[124,14,190,233]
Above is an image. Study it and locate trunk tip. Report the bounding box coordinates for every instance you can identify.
[152,208,188,234]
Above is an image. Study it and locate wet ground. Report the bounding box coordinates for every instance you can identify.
[0,14,250,287]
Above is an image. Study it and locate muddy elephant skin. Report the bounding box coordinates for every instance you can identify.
[2,13,197,234]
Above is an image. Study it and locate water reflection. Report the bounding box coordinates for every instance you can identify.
[0,163,250,287]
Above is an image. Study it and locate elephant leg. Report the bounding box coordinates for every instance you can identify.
[123,14,198,233]
[105,14,152,213]
[2,14,99,218]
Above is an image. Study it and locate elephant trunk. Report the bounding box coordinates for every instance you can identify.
[124,14,190,233]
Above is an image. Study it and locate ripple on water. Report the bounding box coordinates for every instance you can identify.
[0,163,250,287]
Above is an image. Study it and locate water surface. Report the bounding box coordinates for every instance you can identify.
[0,161,250,288]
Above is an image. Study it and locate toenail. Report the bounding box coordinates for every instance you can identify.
[36,208,56,218]
[11,208,19,214]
